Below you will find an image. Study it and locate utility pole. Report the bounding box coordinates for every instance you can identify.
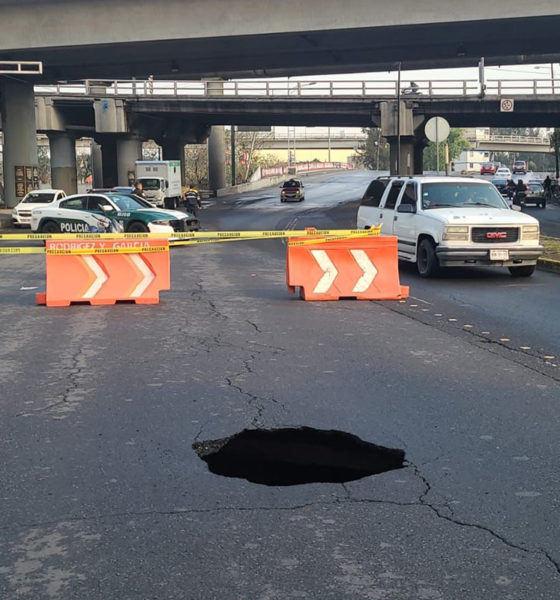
[396,62,402,175]
[230,126,236,186]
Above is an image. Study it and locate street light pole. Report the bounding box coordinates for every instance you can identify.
[396,62,401,175]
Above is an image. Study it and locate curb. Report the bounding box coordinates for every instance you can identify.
[537,257,560,274]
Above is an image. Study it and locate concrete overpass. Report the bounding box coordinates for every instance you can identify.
[465,134,551,153]
[2,1,560,79]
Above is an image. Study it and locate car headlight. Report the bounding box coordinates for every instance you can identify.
[522,225,539,240]
[442,226,469,241]
[151,219,172,226]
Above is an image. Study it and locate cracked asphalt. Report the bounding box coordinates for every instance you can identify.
[1,170,560,599]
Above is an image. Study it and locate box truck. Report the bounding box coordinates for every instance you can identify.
[135,160,182,207]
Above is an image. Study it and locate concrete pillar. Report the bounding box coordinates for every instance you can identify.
[208,126,226,191]
[205,78,226,191]
[49,133,78,194]
[0,79,38,207]
[413,140,428,175]
[387,137,415,176]
[161,138,186,186]
[117,137,142,186]
[91,142,103,189]
[99,137,118,188]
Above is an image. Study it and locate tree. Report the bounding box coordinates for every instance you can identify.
[423,128,470,171]
[184,144,209,188]
[550,129,560,178]
[225,129,274,185]
[356,128,390,171]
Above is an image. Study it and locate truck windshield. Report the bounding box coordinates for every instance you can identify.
[139,178,161,191]
[421,182,508,210]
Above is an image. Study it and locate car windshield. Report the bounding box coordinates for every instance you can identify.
[492,179,507,186]
[139,178,162,191]
[106,194,153,211]
[529,184,544,192]
[421,182,508,209]
[22,192,55,203]
[283,181,301,188]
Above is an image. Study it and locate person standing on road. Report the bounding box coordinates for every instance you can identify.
[183,184,202,217]
[544,175,552,199]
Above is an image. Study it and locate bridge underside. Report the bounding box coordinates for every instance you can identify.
[3,16,560,80]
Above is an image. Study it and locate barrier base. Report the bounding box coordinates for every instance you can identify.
[295,285,409,302]
[36,294,160,307]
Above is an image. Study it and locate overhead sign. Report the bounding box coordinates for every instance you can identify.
[425,117,450,143]
[500,98,515,112]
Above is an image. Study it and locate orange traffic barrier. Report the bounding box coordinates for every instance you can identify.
[36,239,170,307]
[286,235,409,301]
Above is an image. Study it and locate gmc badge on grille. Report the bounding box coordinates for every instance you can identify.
[486,232,507,239]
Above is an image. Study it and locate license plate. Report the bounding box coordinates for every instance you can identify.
[490,249,509,260]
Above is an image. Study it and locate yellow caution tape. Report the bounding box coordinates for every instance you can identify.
[0,247,46,255]
[0,228,381,241]
[46,245,169,256]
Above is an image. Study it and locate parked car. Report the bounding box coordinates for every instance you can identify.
[357,176,542,278]
[480,163,496,175]
[512,160,528,174]
[11,189,66,227]
[280,179,305,202]
[31,192,199,234]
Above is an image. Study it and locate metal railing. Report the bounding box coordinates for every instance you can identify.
[271,130,367,140]
[465,133,550,145]
[33,78,560,98]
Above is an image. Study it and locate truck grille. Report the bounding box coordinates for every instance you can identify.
[471,227,519,243]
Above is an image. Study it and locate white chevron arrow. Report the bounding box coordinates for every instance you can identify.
[82,256,108,299]
[130,254,155,297]
[311,250,338,294]
[350,250,377,292]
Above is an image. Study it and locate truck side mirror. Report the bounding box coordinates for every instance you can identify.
[397,203,416,214]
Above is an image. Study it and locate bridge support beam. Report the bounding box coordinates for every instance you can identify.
[0,79,38,207]
[208,126,227,191]
[49,133,77,194]
[386,137,415,176]
[414,138,429,175]
[117,137,142,186]
[160,138,186,187]
[91,142,103,189]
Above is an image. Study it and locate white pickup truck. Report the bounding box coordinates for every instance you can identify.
[357,176,543,277]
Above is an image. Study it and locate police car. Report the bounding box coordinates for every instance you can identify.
[31,192,199,234]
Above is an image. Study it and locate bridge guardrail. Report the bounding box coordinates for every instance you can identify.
[34,78,560,99]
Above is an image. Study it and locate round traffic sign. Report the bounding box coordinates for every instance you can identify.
[425,117,450,143]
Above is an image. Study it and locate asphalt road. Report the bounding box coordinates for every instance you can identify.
[1,170,560,599]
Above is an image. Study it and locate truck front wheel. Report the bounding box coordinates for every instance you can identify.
[417,239,441,278]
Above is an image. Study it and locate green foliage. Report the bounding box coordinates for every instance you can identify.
[423,128,470,171]
[356,128,390,171]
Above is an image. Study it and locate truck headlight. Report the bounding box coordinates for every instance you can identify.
[152,219,172,226]
[443,226,469,241]
[522,225,539,240]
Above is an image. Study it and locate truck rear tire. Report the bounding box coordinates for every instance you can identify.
[417,239,441,278]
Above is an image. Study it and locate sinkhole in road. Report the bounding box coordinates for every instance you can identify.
[192,427,405,486]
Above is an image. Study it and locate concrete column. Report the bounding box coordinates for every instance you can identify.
[413,140,428,175]
[0,79,38,207]
[91,142,103,189]
[208,126,226,191]
[205,78,226,191]
[387,137,415,176]
[117,137,142,186]
[161,138,186,186]
[99,137,118,188]
[49,133,77,194]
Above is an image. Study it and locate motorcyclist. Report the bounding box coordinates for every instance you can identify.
[514,179,528,207]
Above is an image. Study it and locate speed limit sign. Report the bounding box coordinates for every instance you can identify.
[500,98,514,112]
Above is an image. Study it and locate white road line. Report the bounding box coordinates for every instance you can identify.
[350,250,377,292]
[311,250,338,294]
[82,256,108,299]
